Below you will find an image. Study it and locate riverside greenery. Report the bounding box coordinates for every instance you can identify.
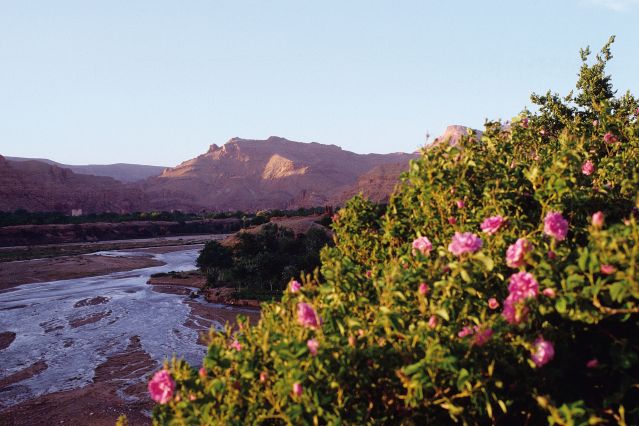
[196,223,333,298]
[149,38,639,425]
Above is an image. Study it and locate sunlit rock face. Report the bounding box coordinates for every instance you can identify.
[143,136,419,212]
[431,125,483,147]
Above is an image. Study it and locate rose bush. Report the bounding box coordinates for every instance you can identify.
[150,38,639,425]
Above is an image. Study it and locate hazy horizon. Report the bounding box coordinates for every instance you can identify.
[1,0,638,166]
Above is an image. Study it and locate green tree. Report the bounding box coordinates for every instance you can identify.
[196,240,233,287]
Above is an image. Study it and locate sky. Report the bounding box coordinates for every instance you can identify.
[0,1,638,167]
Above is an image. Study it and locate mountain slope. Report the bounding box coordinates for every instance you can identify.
[6,157,166,183]
[0,155,148,213]
[143,136,419,211]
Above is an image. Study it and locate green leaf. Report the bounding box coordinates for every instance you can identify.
[555,298,567,314]
[435,308,450,321]
[473,252,495,271]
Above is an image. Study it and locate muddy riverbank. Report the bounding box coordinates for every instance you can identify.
[0,245,259,425]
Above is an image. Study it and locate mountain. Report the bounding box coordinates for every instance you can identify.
[0,155,148,213]
[327,125,482,205]
[142,136,419,212]
[328,162,411,205]
[430,125,482,146]
[5,157,165,183]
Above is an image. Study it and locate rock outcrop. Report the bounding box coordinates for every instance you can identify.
[430,125,482,147]
[142,136,419,212]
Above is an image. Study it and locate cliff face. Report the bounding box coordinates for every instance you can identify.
[0,157,149,214]
[143,137,419,211]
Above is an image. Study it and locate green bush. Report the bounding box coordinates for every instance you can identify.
[196,223,333,295]
[196,240,234,287]
[150,38,639,425]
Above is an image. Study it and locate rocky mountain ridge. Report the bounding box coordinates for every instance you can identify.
[0,155,149,214]
[141,136,419,212]
[5,157,166,183]
[1,127,476,214]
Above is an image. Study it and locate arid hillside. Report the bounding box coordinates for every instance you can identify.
[0,155,149,214]
[6,157,166,183]
[142,136,419,212]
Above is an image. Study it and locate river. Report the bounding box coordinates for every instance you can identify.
[0,247,244,412]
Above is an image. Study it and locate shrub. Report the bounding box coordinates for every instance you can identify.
[197,223,333,295]
[151,38,639,424]
[196,240,233,287]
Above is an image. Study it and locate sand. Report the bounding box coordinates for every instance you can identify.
[0,254,165,291]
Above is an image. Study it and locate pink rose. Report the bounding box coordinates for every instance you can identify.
[456,200,465,209]
[307,339,319,356]
[480,215,505,235]
[230,339,242,351]
[603,132,618,144]
[448,217,457,225]
[292,382,303,397]
[488,298,499,309]
[348,335,356,347]
[502,272,539,325]
[508,271,539,300]
[502,295,529,325]
[531,337,555,367]
[473,327,493,346]
[418,282,429,296]
[542,288,556,298]
[458,326,474,338]
[592,211,604,228]
[586,358,599,369]
[581,160,595,176]
[297,302,321,329]
[259,371,269,383]
[428,315,438,328]
[544,211,569,241]
[448,232,483,256]
[412,236,433,256]
[593,119,599,127]
[148,370,176,404]
[289,280,302,293]
[600,264,616,275]
[506,238,533,268]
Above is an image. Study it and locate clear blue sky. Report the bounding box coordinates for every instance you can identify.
[1,0,638,166]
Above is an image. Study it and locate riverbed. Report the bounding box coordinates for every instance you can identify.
[0,247,258,425]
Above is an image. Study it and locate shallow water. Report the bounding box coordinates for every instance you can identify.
[0,249,222,408]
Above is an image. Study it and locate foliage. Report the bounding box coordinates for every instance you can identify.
[0,206,331,228]
[196,240,233,286]
[0,209,205,227]
[196,223,333,295]
[152,38,639,425]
